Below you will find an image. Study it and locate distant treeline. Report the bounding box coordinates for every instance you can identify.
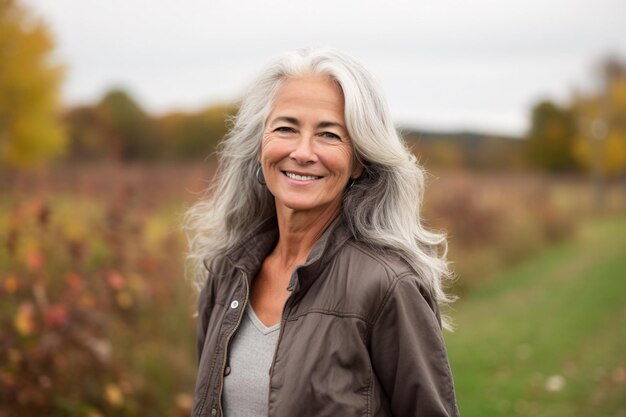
[60,55,626,177]
[63,90,238,162]
[62,89,525,170]
[404,59,626,177]
[403,129,525,171]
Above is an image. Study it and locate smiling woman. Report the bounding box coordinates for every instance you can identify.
[184,48,459,417]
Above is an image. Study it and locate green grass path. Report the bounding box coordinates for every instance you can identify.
[446,216,626,417]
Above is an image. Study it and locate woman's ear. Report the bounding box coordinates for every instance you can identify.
[351,162,364,179]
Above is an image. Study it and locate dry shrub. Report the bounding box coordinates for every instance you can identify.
[0,164,203,417]
[424,172,579,288]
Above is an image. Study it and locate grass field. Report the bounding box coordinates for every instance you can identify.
[447,215,626,417]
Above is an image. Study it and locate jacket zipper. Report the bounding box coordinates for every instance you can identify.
[266,275,297,415]
[215,270,249,416]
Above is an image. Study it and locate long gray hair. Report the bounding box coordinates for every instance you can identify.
[184,48,455,328]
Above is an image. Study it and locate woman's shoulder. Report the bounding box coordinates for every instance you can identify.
[341,239,441,323]
[320,238,436,316]
[338,239,416,284]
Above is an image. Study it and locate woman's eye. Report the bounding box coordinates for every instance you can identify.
[320,132,341,140]
[274,126,295,133]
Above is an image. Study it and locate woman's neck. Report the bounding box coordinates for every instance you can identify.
[272,203,340,270]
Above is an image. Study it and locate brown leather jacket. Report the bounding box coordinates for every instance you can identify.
[190,216,460,417]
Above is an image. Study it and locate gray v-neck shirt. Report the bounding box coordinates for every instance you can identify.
[222,304,281,417]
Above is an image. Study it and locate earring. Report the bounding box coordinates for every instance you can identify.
[347,178,355,189]
[256,165,266,185]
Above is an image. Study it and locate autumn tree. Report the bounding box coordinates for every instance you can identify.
[97,89,155,160]
[525,100,579,171]
[573,57,626,178]
[64,105,112,160]
[0,0,65,168]
[153,104,237,159]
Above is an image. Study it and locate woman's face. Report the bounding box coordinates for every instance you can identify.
[261,74,362,219]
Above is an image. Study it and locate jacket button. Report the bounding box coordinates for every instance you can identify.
[224,365,231,376]
[230,300,239,309]
[211,407,217,416]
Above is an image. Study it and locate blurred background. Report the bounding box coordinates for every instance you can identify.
[1,0,625,415]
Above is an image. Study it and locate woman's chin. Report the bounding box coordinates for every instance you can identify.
[274,198,339,218]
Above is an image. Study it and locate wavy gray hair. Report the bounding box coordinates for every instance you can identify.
[184,48,455,328]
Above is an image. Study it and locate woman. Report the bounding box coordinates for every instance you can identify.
[185,48,459,417]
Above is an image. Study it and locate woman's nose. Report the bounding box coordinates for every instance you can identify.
[289,134,318,164]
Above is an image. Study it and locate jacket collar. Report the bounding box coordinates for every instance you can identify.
[222,214,352,293]
[291,214,351,293]
[223,216,279,276]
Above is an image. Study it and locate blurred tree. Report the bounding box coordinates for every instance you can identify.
[64,105,110,160]
[404,130,525,171]
[183,104,237,156]
[425,140,464,168]
[154,104,237,159]
[64,100,236,162]
[573,57,626,178]
[97,89,156,160]
[526,100,579,171]
[0,0,65,168]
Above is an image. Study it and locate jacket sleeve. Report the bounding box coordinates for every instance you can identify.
[196,282,211,363]
[369,275,459,417]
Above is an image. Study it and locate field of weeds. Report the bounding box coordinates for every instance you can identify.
[1,163,625,416]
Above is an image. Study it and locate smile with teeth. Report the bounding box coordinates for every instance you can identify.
[283,171,322,181]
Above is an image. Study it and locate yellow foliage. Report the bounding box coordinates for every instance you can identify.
[573,129,626,177]
[572,63,626,177]
[604,130,626,176]
[116,291,134,309]
[3,274,18,293]
[572,135,590,169]
[611,77,626,114]
[14,302,36,336]
[104,383,124,407]
[0,0,66,168]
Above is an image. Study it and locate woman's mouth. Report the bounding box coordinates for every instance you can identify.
[283,171,322,181]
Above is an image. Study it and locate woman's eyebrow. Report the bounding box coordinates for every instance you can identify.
[317,121,346,131]
[270,117,346,132]
[270,116,299,126]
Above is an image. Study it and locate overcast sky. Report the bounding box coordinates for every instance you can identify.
[24,0,626,136]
